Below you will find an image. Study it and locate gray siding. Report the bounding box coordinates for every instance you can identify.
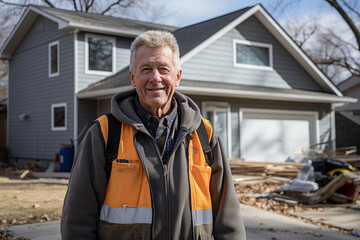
[181,16,324,92]
[8,16,74,160]
[77,32,132,91]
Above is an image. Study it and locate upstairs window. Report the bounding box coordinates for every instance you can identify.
[49,41,59,77]
[51,103,67,131]
[85,34,116,75]
[233,39,272,69]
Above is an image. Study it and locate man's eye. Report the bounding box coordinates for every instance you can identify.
[159,68,169,73]
[141,68,150,73]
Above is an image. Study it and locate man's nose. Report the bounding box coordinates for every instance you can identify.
[149,69,162,83]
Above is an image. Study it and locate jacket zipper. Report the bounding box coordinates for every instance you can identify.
[163,131,190,240]
[184,133,195,239]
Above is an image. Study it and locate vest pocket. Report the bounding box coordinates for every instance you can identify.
[190,164,212,210]
[105,160,152,208]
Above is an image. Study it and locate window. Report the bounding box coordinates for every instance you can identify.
[52,103,67,131]
[49,41,59,77]
[203,102,231,157]
[85,34,116,75]
[233,39,272,69]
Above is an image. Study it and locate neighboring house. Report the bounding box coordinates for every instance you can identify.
[0,4,356,165]
[336,75,360,153]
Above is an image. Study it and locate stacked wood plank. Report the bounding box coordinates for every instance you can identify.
[229,159,304,178]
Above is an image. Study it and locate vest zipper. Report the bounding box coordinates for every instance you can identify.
[185,133,196,239]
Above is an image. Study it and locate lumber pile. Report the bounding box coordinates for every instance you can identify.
[229,160,304,178]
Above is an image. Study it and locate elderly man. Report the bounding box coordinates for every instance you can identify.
[61,30,245,240]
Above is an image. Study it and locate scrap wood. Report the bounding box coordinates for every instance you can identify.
[229,161,304,177]
[280,173,360,204]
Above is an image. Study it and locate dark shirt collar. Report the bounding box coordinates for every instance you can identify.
[134,95,177,128]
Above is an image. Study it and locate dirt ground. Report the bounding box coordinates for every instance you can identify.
[0,164,67,239]
[0,182,67,226]
[0,164,358,239]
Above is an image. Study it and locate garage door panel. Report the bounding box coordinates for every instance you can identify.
[241,115,313,162]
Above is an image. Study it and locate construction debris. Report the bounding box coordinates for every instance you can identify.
[229,160,303,178]
[231,146,360,206]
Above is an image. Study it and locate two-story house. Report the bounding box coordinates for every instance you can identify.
[0,4,356,167]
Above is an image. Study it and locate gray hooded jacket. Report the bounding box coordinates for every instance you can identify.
[61,89,246,239]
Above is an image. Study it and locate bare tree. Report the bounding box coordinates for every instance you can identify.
[278,0,360,84]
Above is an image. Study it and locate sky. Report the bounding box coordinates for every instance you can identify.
[158,0,341,27]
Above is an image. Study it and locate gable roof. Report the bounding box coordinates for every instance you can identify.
[337,75,360,93]
[0,5,177,59]
[174,4,343,96]
[173,7,251,57]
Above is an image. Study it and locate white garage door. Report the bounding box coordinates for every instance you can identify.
[240,109,318,162]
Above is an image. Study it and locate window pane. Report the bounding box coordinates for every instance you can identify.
[231,111,240,158]
[51,44,58,74]
[236,43,269,66]
[88,37,113,71]
[54,106,65,127]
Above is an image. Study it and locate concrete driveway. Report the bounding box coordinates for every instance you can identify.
[7,204,360,240]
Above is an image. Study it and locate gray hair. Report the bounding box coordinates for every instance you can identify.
[129,30,181,73]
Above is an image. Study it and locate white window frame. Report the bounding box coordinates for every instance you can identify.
[233,39,273,70]
[48,40,60,77]
[51,103,67,131]
[85,33,116,75]
[202,102,232,157]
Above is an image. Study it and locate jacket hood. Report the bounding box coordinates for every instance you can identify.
[110,88,203,132]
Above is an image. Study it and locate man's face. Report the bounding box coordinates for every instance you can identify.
[129,46,182,116]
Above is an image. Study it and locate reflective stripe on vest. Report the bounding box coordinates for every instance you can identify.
[97,116,213,226]
[189,118,213,226]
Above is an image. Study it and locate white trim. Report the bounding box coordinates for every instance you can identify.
[74,29,79,151]
[85,33,116,76]
[68,23,144,37]
[202,102,231,157]
[233,39,273,70]
[253,7,343,96]
[77,86,133,99]
[29,6,69,29]
[177,86,356,104]
[180,5,261,65]
[48,40,60,78]
[51,103,67,131]
[239,108,319,148]
[179,4,342,96]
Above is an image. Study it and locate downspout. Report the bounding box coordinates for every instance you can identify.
[73,29,79,151]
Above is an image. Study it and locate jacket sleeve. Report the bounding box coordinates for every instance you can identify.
[61,122,107,240]
[210,132,246,240]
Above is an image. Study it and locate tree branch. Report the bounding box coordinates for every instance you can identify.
[72,0,78,11]
[42,0,56,8]
[339,0,360,19]
[0,0,27,7]
[326,0,360,51]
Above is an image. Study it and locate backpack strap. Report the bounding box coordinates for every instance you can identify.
[104,113,122,182]
[197,119,214,166]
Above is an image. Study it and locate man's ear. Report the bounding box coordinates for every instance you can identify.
[129,72,136,87]
[175,69,182,87]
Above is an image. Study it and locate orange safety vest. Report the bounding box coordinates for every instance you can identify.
[96,116,213,226]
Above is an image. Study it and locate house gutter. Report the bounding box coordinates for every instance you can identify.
[77,86,133,99]
[177,86,357,104]
[77,85,356,104]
